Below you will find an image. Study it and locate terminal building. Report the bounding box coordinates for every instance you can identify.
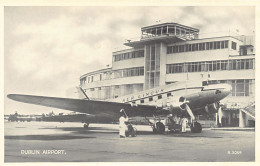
[79,22,255,128]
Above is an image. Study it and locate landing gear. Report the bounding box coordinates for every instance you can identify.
[83,123,89,129]
[145,116,165,134]
[182,100,202,133]
[190,122,202,133]
[153,122,165,134]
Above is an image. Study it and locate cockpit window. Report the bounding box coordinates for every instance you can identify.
[179,96,185,102]
[202,81,208,86]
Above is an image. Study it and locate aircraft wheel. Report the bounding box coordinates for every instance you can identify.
[190,122,202,133]
[155,122,165,134]
[131,127,137,137]
[83,123,89,129]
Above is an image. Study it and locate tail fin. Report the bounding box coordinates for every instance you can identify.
[76,87,89,100]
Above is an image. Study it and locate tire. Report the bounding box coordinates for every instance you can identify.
[126,124,137,137]
[131,127,137,137]
[190,122,202,133]
[156,122,165,134]
[125,131,129,137]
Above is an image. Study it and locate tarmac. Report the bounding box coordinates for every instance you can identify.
[4,121,255,162]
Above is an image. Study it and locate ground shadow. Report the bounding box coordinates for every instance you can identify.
[39,126,118,135]
[5,135,95,140]
[164,132,223,138]
[134,130,157,135]
[17,126,223,138]
[39,126,113,131]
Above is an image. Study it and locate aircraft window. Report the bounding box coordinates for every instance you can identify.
[179,96,185,102]
[158,95,162,99]
[140,99,144,103]
[202,81,208,86]
[149,97,153,101]
[132,101,136,104]
[167,93,171,97]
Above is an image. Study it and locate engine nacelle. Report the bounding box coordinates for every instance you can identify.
[204,102,220,114]
[165,96,187,112]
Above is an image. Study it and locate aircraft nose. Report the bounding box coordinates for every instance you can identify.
[223,84,232,95]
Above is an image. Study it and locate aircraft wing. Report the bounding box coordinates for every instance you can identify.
[7,94,159,118]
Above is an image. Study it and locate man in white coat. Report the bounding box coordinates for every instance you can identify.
[119,109,128,138]
[181,117,188,133]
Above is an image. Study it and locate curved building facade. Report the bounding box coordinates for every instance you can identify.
[80,22,255,127]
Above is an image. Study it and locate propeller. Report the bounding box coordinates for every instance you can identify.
[184,103,195,121]
[218,106,223,125]
[165,96,195,120]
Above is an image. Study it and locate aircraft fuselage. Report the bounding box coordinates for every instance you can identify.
[109,80,231,115]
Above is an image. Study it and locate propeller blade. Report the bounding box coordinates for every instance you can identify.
[185,104,195,120]
[218,107,223,124]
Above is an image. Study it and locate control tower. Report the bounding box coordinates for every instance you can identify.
[124,23,200,89]
[125,22,199,48]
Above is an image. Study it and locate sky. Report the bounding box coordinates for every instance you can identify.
[4,6,255,115]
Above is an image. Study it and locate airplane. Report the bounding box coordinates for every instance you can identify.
[7,80,232,133]
[7,112,33,122]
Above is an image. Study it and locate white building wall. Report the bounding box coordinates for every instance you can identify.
[160,42,167,86]
[166,49,231,64]
[229,55,255,60]
[165,70,254,83]
[85,83,144,100]
[119,85,127,96]
[112,58,144,70]
[229,39,243,56]
[100,87,106,100]
[81,76,144,89]
[104,86,111,99]
[97,88,101,99]
[133,84,143,93]
[167,36,239,45]
[246,46,255,54]
[166,36,243,63]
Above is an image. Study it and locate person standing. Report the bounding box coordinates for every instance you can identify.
[181,117,188,132]
[119,109,128,138]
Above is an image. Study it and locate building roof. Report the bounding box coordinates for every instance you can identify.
[80,67,112,79]
[141,22,199,32]
[124,35,186,48]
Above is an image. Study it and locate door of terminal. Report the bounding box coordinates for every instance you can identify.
[230,110,239,127]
